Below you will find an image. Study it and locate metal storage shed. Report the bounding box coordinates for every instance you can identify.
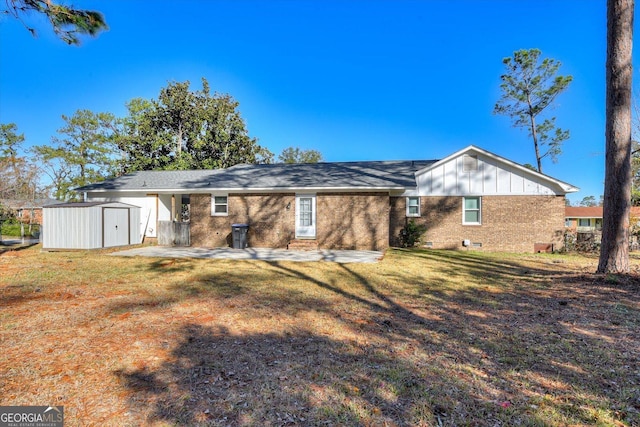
[42,202,141,250]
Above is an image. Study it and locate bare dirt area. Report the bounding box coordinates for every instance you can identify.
[1,246,639,426]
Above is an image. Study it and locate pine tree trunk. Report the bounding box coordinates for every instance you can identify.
[598,0,634,274]
[530,114,542,173]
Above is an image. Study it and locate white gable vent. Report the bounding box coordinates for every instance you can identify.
[463,154,478,172]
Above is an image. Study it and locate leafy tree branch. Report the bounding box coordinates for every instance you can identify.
[278,147,323,164]
[3,0,107,45]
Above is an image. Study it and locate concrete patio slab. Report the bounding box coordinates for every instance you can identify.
[110,246,384,263]
[0,238,40,253]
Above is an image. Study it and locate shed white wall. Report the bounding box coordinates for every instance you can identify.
[86,192,158,238]
[415,153,560,196]
[43,203,141,249]
[126,206,141,244]
[43,206,102,249]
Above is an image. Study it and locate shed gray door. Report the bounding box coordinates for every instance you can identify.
[103,208,130,247]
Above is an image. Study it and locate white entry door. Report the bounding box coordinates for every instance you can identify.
[295,195,316,238]
[103,208,130,247]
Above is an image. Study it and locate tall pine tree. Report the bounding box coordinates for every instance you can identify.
[598,0,635,274]
[494,49,573,173]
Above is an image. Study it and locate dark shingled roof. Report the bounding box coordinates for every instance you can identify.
[76,170,222,192]
[76,160,436,192]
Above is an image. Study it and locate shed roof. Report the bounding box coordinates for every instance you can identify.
[44,201,140,209]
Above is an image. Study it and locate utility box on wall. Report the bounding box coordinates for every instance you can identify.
[42,202,141,250]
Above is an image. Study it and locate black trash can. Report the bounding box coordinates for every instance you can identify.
[231,223,249,249]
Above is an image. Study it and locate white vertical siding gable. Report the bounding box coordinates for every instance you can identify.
[443,159,459,194]
[496,166,511,193]
[481,160,498,194]
[510,170,525,193]
[415,148,565,196]
[469,157,484,194]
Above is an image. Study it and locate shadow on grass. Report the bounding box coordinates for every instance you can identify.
[115,324,486,426]
[113,249,640,425]
[146,258,198,273]
[393,248,573,283]
[0,284,46,308]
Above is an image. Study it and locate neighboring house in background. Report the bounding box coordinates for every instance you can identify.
[565,206,604,232]
[565,206,640,232]
[1,198,60,224]
[76,145,578,253]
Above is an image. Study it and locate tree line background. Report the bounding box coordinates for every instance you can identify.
[6,70,640,206]
[0,78,323,203]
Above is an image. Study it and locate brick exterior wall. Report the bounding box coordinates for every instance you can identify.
[191,193,296,248]
[190,192,390,250]
[192,192,564,252]
[317,192,389,250]
[390,195,566,253]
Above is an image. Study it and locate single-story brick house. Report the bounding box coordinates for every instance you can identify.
[565,206,604,231]
[1,198,60,224]
[76,145,578,252]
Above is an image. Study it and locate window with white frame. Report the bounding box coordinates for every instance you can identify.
[406,196,420,217]
[463,197,481,224]
[211,194,228,216]
[578,218,590,227]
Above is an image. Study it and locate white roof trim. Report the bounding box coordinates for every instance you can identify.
[414,145,579,193]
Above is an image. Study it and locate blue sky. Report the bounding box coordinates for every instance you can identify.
[0,0,624,204]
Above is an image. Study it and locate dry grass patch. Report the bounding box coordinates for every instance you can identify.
[1,246,639,426]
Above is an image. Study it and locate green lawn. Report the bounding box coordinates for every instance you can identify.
[0,246,638,426]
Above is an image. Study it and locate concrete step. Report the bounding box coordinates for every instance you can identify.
[287,239,318,251]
